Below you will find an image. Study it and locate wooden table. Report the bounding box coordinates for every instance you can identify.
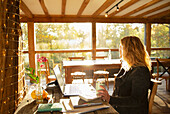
[63,59,121,84]
[15,85,118,114]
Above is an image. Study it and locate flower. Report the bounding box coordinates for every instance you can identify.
[38,57,48,63]
[26,56,48,84]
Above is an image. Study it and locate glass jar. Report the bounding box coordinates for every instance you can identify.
[35,82,43,103]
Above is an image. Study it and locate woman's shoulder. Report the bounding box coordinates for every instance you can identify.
[130,66,150,77]
[131,66,149,72]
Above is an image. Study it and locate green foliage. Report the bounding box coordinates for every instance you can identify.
[21,23,28,50]
[151,24,170,58]
[26,67,39,84]
[35,23,90,51]
[151,24,169,48]
[21,23,169,61]
[96,23,144,49]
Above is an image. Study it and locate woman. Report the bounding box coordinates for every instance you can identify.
[98,36,151,114]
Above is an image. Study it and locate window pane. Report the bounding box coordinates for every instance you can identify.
[151,24,169,48]
[35,23,92,50]
[36,53,92,75]
[96,23,144,49]
[151,50,170,58]
[23,53,30,82]
[21,23,28,51]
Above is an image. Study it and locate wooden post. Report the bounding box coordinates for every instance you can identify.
[92,22,96,60]
[28,22,35,82]
[145,23,151,55]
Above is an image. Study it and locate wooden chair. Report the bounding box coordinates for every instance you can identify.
[152,58,170,90]
[68,56,85,61]
[43,59,56,84]
[93,56,109,89]
[68,56,86,83]
[95,56,108,60]
[149,79,162,114]
[93,70,109,89]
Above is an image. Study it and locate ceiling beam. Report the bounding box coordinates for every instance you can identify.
[109,0,139,17]
[39,0,49,16]
[161,14,170,19]
[147,9,170,19]
[136,2,170,18]
[20,16,170,23]
[20,0,33,18]
[122,0,162,17]
[62,0,66,16]
[92,0,116,17]
[77,0,90,16]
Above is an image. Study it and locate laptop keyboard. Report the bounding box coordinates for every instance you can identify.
[69,84,80,94]
[66,84,96,95]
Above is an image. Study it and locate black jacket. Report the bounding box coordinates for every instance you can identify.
[109,66,150,114]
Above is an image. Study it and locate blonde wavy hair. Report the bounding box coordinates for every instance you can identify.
[120,36,151,71]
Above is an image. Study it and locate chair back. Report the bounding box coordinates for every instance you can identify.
[95,56,108,60]
[148,79,161,114]
[44,59,50,76]
[156,58,170,79]
[68,56,85,61]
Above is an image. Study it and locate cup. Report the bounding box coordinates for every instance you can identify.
[96,81,105,95]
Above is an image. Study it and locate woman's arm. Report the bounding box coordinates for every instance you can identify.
[98,67,150,107]
[109,67,150,107]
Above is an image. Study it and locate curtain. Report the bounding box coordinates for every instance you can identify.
[0,0,26,113]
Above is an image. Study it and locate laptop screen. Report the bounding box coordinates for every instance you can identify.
[53,65,65,93]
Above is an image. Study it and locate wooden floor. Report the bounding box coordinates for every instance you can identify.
[151,80,170,114]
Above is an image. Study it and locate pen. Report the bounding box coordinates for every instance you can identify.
[73,102,103,108]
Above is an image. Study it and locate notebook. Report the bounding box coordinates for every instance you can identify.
[37,103,62,112]
[53,65,97,96]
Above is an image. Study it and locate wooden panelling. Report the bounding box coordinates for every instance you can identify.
[147,9,170,19]
[146,23,151,55]
[122,0,162,17]
[39,0,49,16]
[20,0,33,18]
[28,22,35,69]
[92,22,96,60]
[109,0,139,17]
[22,48,169,54]
[62,0,66,16]
[77,0,90,16]
[136,2,170,18]
[20,16,170,23]
[19,0,170,23]
[92,0,116,17]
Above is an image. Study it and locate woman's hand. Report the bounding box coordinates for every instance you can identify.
[97,85,110,102]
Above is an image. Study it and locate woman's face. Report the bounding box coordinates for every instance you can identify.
[119,44,123,58]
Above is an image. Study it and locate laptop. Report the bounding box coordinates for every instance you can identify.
[53,65,97,96]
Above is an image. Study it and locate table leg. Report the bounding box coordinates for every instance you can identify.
[65,68,72,84]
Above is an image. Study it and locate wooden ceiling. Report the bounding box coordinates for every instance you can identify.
[20,0,170,23]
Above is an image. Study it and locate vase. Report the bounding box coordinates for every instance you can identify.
[35,71,43,103]
[35,82,43,103]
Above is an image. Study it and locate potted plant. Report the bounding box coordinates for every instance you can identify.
[26,57,48,103]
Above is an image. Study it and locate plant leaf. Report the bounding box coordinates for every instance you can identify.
[36,76,40,83]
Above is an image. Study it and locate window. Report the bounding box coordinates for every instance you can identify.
[96,23,144,49]
[21,23,28,51]
[151,24,170,58]
[151,24,169,48]
[35,23,92,50]
[96,23,144,58]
